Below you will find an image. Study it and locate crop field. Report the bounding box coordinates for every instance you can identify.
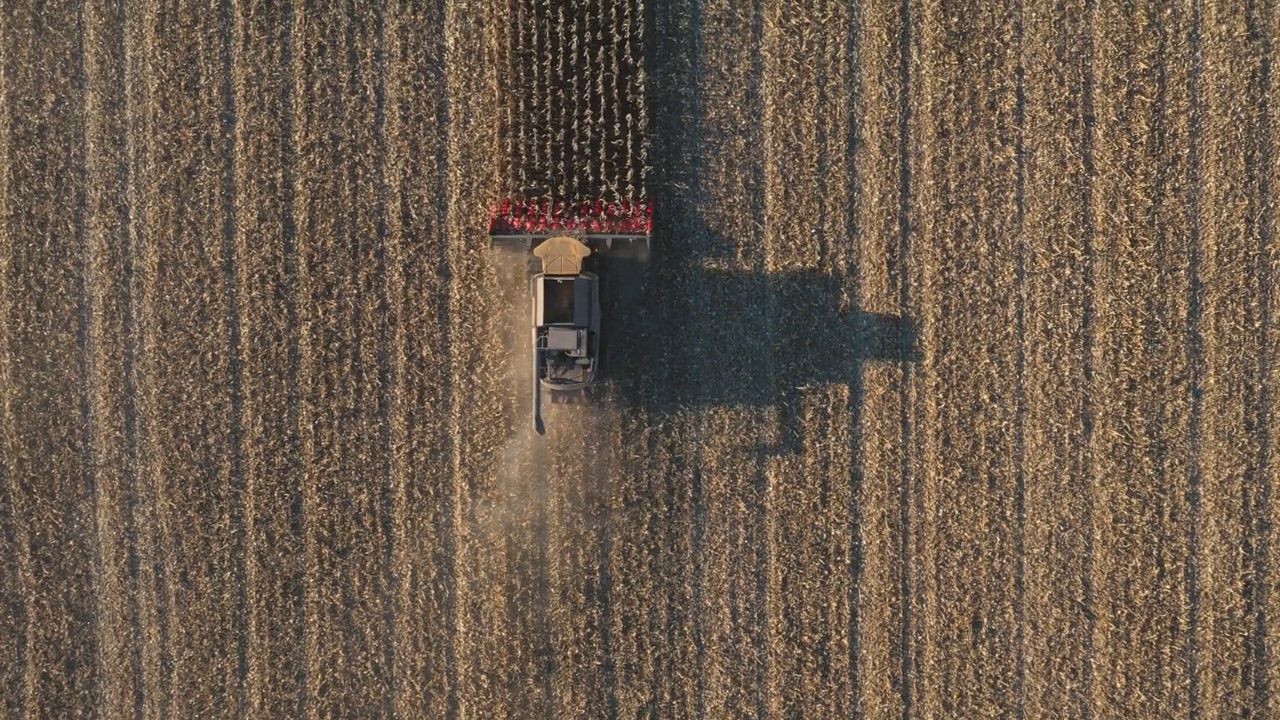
[2,0,1279,717]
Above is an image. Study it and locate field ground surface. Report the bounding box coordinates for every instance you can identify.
[3,0,1279,717]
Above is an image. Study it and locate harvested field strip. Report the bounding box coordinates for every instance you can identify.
[1020,0,1095,713]
[6,1,1280,718]
[1089,1,1198,714]
[914,1,1023,715]
[442,1,523,717]
[381,1,458,716]
[760,0,860,715]
[850,0,912,715]
[1196,0,1259,714]
[685,0,774,716]
[293,3,393,713]
[233,2,306,716]
[84,0,140,717]
[133,2,245,715]
[1,2,100,715]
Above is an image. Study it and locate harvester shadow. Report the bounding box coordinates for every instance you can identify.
[599,236,919,454]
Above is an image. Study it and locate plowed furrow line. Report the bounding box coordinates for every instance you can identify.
[232,2,306,715]
[84,0,142,715]
[1020,0,1096,713]
[3,3,99,714]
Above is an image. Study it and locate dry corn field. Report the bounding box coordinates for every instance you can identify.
[2,0,1279,717]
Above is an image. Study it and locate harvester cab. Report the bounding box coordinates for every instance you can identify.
[489,200,651,435]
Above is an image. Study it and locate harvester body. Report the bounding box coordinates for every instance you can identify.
[530,237,600,435]
[490,205,650,435]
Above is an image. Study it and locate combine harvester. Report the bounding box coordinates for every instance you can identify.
[490,0,650,435]
[490,201,651,435]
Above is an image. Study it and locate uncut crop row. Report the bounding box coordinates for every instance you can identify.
[498,0,648,205]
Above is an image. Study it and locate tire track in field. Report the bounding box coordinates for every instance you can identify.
[1256,2,1280,712]
[0,8,28,715]
[124,5,170,714]
[218,1,248,713]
